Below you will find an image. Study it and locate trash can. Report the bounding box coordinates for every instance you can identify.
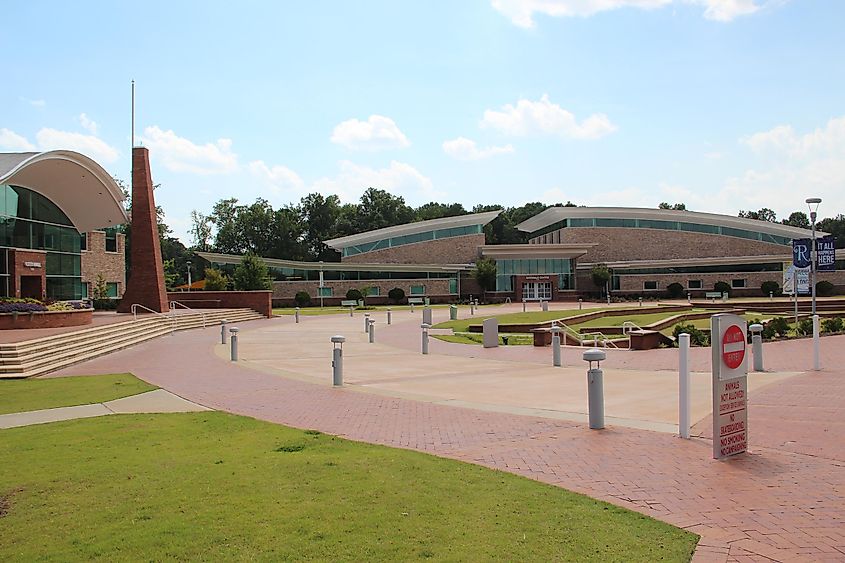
[449,305,458,320]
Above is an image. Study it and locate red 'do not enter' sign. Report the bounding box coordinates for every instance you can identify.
[722,324,745,369]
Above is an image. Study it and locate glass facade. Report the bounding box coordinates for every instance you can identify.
[341,224,483,257]
[495,258,574,292]
[0,184,83,300]
[533,217,793,246]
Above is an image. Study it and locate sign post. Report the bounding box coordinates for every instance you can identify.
[711,313,748,460]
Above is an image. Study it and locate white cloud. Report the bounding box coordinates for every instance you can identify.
[491,0,760,27]
[35,128,120,163]
[442,137,514,160]
[19,97,46,108]
[481,95,616,139]
[140,126,238,175]
[312,160,443,204]
[248,160,305,194]
[0,128,36,151]
[330,115,411,151]
[78,113,98,135]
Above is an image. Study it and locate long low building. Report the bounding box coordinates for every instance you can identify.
[200,205,844,304]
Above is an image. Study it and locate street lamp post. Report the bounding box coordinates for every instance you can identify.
[806,198,822,316]
[186,260,192,292]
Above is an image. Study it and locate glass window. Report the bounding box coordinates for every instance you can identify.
[106,282,119,297]
[644,280,658,291]
[449,278,458,294]
[318,286,333,297]
[410,284,425,295]
[105,228,118,252]
[81,282,89,299]
[365,287,380,296]
[731,279,746,289]
[80,233,87,251]
[688,279,703,289]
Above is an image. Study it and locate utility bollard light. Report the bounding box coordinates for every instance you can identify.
[551,324,562,367]
[578,298,583,310]
[410,303,415,313]
[421,323,430,355]
[749,323,764,372]
[687,293,691,304]
[387,308,392,325]
[638,297,643,307]
[229,327,239,361]
[295,307,300,324]
[678,333,690,439]
[368,319,375,343]
[331,335,345,386]
[470,301,475,315]
[349,307,354,317]
[813,314,820,371]
[769,292,773,301]
[220,319,229,344]
[522,299,527,313]
[583,348,606,430]
[363,313,370,333]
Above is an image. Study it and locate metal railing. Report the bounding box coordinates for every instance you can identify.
[130,303,176,333]
[621,321,644,335]
[169,300,207,329]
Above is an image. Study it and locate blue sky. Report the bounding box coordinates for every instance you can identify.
[2,0,844,243]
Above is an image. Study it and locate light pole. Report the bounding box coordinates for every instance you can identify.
[186,260,192,291]
[806,198,822,316]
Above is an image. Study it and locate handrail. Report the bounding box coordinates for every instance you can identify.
[621,321,644,336]
[169,300,207,329]
[131,303,176,333]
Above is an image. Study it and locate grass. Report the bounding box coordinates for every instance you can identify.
[433,307,609,332]
[0,373,156,415]
[0,411,697,561]
[433,333,535,346]
[274,304,451,316]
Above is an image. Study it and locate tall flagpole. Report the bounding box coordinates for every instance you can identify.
[131,80,135,150]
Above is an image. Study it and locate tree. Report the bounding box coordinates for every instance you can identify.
[659,202,686,210]
[163,259,180,291]
[472,257,497,292]
[93,274,109,300]
[345,288,363,302]
[714,281,731,295]
[738,208,777,222]
[414,202,468,221]
[299,193,342,261]
[760,280,780,297]
[388,287,405,303]
[189,210,213,252]
[782,211,810,229]
[591,264,611,290]
[817,214,845,249]
[232,253,271,291]
[203,267,229,291]
[294,291,311,306]
[356,188,415,232]
[666,282,684,298]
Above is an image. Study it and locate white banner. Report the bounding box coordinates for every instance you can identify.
[783,265,810,295]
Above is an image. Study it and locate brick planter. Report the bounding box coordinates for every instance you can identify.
[0,308,93,330]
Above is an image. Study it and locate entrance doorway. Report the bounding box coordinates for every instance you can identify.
[522,281,551,301]
[20,276,42,299]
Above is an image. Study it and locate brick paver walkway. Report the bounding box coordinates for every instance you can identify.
[54,314,845,562]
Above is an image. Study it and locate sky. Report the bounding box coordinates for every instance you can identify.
[2,0,844,243]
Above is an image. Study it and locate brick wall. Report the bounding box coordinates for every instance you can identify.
[548,227,788,262]
[81,230,126,297]
[272,278,454,305]
[167,291,272,317]
[341,234,484,264]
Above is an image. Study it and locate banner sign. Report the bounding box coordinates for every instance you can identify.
[792,239,811,268]
[783,264,809,295]
[711,313,748,460]
[817,235,836,271]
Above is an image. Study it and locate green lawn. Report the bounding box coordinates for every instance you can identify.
[0,373,156,415]
[433,333,535,346]
[274,304,451,316]
[433,307,609,332]
[0,412,697,561]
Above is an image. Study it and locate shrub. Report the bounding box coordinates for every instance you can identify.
[93,298,118,311]
[816,280,836,297]
[713,281,731,296]
[92,274,109,300]
[591,264,611,289]
[822,317,844,333]
[294,291,311,307]
[204,267,229,291]
[388,287,405,303]
[666,282,684,298]
[0,302,48,313]
[472,258,497,292]
[233,253,272,291]
[767,317,790,337]
[760,280,780,297]
[672,323,709,347]
[345,288,363,302]
[761,323,777,340]
[46,302,73,311]
[795,317,814,336]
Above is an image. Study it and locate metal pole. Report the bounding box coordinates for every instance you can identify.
[583,349,606,430]
[421,323,430,355]
[678,333,690,439]
[552,330,561,367]
[363,313,370,333]
[187,261,192,291]
[793,269,798,325]
[522,299,526,313]
[813,314,820,371]
[750,324,763,372]
[368,319,375,343]
[220,319,228,344]
[331,335,345,386]
[229,327,239,361]
[811,219,817,316]
[295,307,300,324]
[387,308,392,325]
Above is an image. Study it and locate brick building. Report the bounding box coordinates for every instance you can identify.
[80,229,126,299]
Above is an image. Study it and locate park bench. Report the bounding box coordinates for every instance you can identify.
[340,300,359,308]
[408,297,425,306]
[704,291,728,301]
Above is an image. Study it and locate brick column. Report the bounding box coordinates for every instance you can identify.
[116,147,168,313]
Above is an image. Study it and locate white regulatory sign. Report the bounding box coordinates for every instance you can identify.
[710,313,748,459]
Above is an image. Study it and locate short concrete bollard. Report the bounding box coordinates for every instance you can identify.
[295,307,300,324]
[749,323,764,372]
[410,303,415,313]
[421,323,430,354]
[578,298,583,310]
[229,327,239,361]
[551,324,562,367]
[220,319,229,344]
[422,307,433,326]
[368,319,375,343]
[363,313,370,333]
[387,308,392,325]
[482,318,498,348]
[678,333,690,439]
[331,335,345,386]
[470,301,475,315]
[522,299,527,313]
[583,348,606,429]
[638,297,643,307]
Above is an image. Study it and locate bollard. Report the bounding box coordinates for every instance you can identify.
[421,323,430,355]
[522,299,526,313]
[295,307,300,324]
[387,308,392,325]
[220,319,229,344]
[687,293,691,304]
[449,304,458,321]
[410,303,415,313]
[229,327,239,361]
[678,333,690,439]
[583,349,606,429]
[578,298,582,310]
[363,313,370,333]
[551,324,562,367]
[368,319,375,343]
[470,301,475,315]
[638,297,643,307]
[813,314,820,371]
[331,335,345,386]
[749,323,764,372]
[606,294,611,305]
[541,300,549,312]
[769,292,773,301]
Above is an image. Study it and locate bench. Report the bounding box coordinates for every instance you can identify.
[408,297,425,305]
[704,292,725,300]
[340,300,359,308]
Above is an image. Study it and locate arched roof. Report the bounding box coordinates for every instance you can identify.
[0,150,128,232]
[516,206,826,240]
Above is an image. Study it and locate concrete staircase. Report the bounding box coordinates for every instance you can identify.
[0,308,264,379]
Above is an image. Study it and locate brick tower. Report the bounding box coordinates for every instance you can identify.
[116,147,168,313]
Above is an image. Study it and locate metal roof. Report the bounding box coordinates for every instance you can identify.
[516,206,827,239]
[196,252,473,272]
[479,243,596,260]
[0,150,127,232]
[576,249,845,270]
[323,210,501,250]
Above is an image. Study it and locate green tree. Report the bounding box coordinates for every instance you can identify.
[232,253,271,291]
[298,193,342,261]
[472,258,497,292]
[355,188,415,232]
[163,259,180,291]
[817,214,845,249]
[591,264,611,290]
[203,267,229,291]
[658,202,686,210]
[414,202,468,221]
[738,208,777,222]
[782,211,810,229]
[189,210,213,252]
[388,287,405,303]
[93,274,109,300]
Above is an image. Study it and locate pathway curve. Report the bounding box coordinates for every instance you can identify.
[52,313,845,562]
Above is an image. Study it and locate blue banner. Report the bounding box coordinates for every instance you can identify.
[792,239,811,268]
[817,235,836,271]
